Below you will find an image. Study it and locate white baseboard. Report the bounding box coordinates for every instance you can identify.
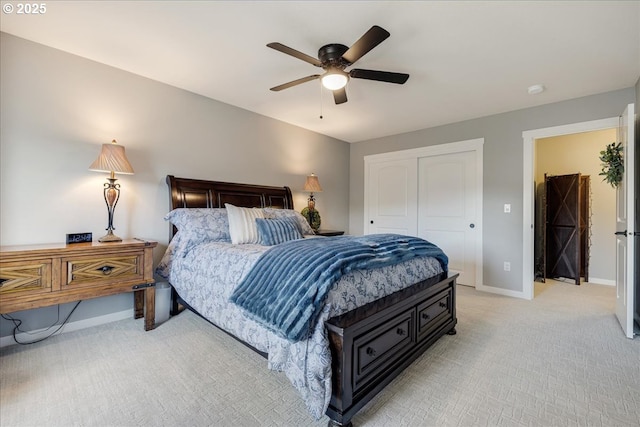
[0,309,133,348]
[587,277,615,286]
[475,283,529,299]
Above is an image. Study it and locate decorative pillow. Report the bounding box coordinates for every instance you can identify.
[164,208,231,243]
[256,217,303,246]
[225,203,265,244]
[263,208,316,236]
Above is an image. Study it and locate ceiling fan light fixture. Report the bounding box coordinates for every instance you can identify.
[321,69,349,90]
[268,25,407,104]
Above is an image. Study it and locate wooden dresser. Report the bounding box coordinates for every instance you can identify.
[0,239,157,331]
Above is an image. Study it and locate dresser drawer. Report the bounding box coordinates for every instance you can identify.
[63,253,143,289]
[0,259,52,296]
[417,288,453,341]
[353,309,415,391]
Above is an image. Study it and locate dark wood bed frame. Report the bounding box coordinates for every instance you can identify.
[165,175,458,427]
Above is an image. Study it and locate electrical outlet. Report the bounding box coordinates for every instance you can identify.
[504,204,511,213]
[504,261,511,271]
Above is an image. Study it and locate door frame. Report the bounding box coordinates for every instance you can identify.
[522,117,618,300]
[364,138,484,288]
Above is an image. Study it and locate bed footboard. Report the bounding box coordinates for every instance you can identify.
[325,272,458,426]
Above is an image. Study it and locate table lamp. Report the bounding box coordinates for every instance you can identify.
[88,140,134,242]
[302,173,322,231]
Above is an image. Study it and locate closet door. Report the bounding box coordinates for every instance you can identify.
[364,138,483,288]
[545,173,581,285]
[418,151,477,287]
[365,158,417,235]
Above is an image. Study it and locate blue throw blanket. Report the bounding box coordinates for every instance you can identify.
[229,234,448,342]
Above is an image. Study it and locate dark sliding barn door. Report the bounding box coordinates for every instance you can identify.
[545,173,588,285]
[578,175,590,282]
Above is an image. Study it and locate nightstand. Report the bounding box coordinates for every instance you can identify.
[315,230,345,237]
[0,239,158,331]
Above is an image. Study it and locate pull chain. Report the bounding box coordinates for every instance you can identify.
[319,80,323,119]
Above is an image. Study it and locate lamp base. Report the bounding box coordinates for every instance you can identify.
[98,230,123,242]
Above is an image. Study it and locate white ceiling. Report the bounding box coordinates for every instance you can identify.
[1,1,639,143]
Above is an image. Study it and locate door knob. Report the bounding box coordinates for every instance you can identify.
[615,230,627,236]
[469,223,475,228]
[370,220,374,224]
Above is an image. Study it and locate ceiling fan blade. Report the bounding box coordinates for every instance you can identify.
[333,88,348,104]
[341,25,390,64]
[267,42,322,67]
[270,75,321,91]
[349,68,409,84]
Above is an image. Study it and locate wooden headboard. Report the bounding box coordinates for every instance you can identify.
[166,175,294,237]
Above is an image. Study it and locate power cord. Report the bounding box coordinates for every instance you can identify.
[1,301,82,345]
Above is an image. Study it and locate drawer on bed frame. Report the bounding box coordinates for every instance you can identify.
[325,272,458,426]
[417,287,453,341]
[353,307,416,391]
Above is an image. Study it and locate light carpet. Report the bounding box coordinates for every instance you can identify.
[1,281,639,426]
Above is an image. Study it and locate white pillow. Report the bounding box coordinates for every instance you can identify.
[225,203,265,244]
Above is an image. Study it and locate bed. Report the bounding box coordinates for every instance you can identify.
[158,175,458,426]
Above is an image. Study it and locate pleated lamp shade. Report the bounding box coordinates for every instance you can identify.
[303,174,322,192]
[89,140,134,174]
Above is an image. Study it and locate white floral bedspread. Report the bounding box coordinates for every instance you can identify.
[161,239,443,419]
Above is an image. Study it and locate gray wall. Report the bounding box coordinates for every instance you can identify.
[0,33,349,339]
[350,89,635,293]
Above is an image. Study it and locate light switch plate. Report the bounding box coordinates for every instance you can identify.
[504,204,511,213]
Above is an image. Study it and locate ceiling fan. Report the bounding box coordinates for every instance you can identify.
[267,25,409,105]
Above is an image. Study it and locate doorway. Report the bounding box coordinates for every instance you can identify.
[534,129,617,288]
[522,117,619,300]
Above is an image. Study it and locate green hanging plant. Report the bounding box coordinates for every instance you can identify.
[599,142,624,188]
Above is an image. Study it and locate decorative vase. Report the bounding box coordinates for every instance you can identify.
[301,206,321,231]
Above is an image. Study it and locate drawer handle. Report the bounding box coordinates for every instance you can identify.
[439,301,447,308]
[366,347,377,357]
[396,327,406,336]
[98,265,115,275]
[421,312,430,320]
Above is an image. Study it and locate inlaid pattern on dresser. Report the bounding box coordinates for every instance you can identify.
[0,260,52,295]
[65,254,142,287]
